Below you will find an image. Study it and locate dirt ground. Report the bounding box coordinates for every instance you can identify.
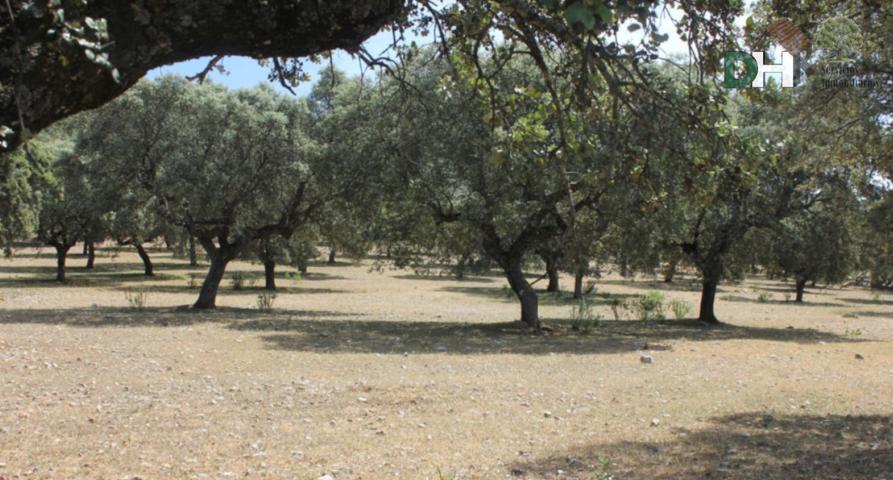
[1,246,892,480]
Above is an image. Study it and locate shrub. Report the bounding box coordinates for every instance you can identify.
[124,289,148,310]
[231,272,244,290]
[604,295,625,321]
[256,292,277,311]
[570,297,601,333]
[757,291,772,303]
[669,299,692,320]
[633,291,665,321]
[584,280,597,296]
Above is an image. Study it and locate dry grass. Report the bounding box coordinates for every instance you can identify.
[1,246,892,479]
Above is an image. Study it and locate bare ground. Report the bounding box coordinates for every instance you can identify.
[1,247,891,479]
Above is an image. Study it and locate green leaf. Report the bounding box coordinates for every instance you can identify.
[565,2,596,30]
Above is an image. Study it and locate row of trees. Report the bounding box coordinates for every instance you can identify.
[1,0,890,330]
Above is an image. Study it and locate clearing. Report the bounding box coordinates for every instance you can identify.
[1,247,892,479]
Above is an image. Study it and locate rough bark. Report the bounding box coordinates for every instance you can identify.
[698,279,719,324]
[135,242,154,276]
[193,237,240,309]
[504,257,540,331]
[1,0,404,152]
[194,252,228,309]
[795,277,807,303]
[264,260,276,290]
[85,241,95,269]
[53,243,71,282]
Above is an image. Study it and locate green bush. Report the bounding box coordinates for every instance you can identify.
[570,297,601,333]
[669,299,692,320]
[633,291,665,321]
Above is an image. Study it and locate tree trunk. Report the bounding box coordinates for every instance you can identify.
[573,265,585,299]
[619,255,629,278]
[328,247,336,264]
[135,243,154,276]
[54,244,71,282]
[504,258,540,331]
[545,259,559,293]
[194,254,229,309]
[82,242,88,256]
[698,279,719,324]
[188,235,198,266]
[663,257,679,283]
[85,241,95,269]
[264,260,276,290]
[795,277,807,303]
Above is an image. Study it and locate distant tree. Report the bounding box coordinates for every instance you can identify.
[765,209,857,302]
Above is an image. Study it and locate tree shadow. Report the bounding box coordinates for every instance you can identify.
[0,307,352,328]
[440,286,639,306]
[508,412,893,479]
[842,297,893,307]
[394,273,498,283]
[121,284,347,295]
[596,278,704,292]
[848,311,893,319]
[0,271,182,288]
[719,295,841,308]
[247,318,858,356]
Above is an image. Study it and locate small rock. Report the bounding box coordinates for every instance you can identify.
[319,475,335,480]
[640,353,653,364]
[651,418,660,427]
[543,411,552,418]
[855,353,865,360]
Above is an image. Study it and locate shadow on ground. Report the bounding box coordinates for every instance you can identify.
[246,317,857,355]
[509,412,893,479]
[719,295,842,308]
[440,286,640,306]
[393,273,498,283]
[0,307,858,354]
[0,307,353,328]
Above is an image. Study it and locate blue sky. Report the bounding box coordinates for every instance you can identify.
[146,7,721,96]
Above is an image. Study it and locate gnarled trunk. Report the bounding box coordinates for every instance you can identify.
[0,1,404,153]
[194,253,229,309]
[135,243,154,276]
[505,257,540,331]
[264,260,276,290]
